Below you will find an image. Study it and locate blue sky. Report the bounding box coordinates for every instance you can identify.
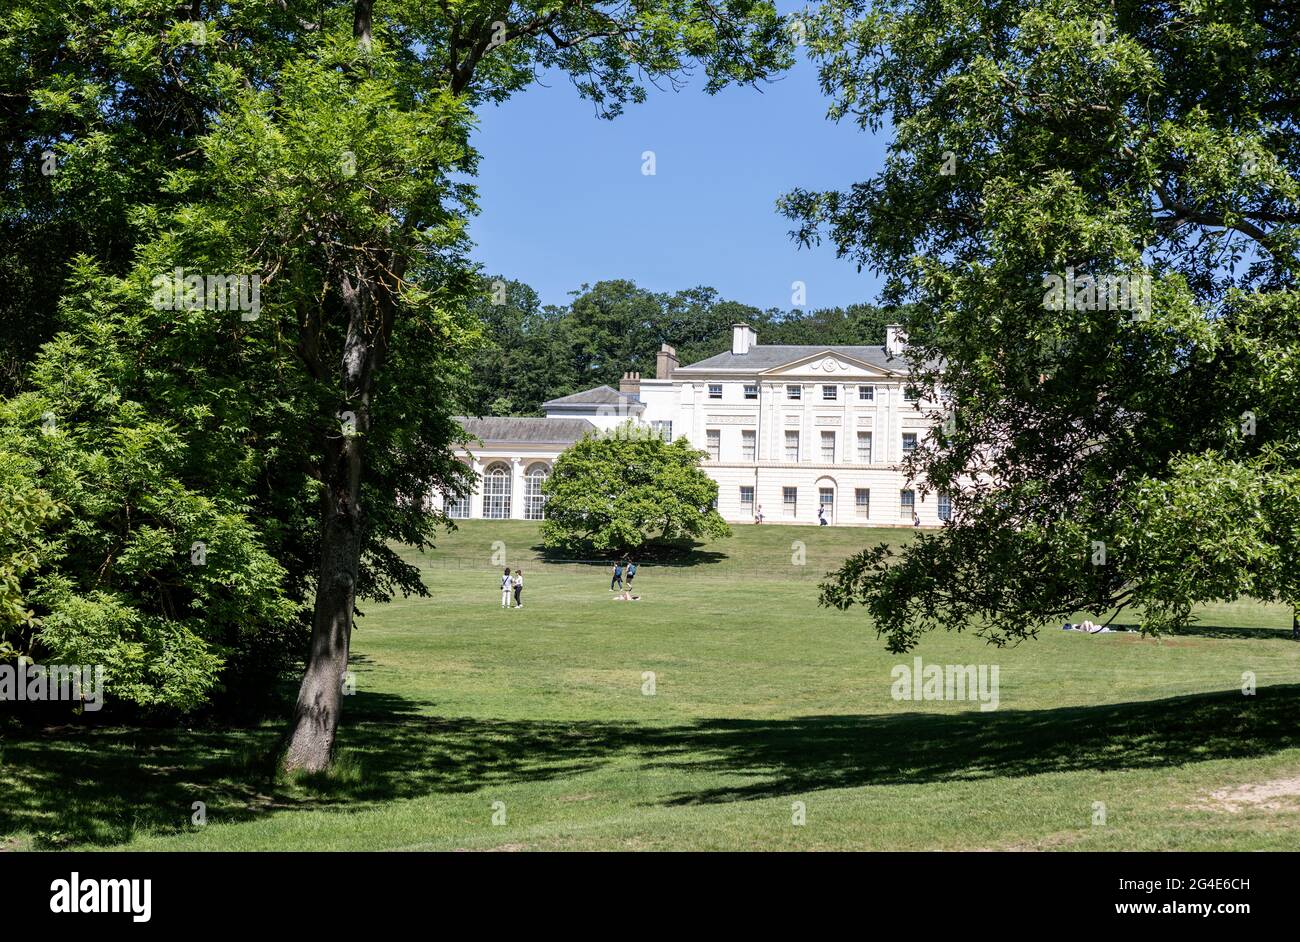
[466,34,890,312]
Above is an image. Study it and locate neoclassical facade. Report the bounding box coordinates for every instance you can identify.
[441,323,947,527]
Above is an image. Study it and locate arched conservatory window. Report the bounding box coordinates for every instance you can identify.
[483,463,512,519]
[525,463,549,520]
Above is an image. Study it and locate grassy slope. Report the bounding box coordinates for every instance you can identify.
[2,521,1297,851]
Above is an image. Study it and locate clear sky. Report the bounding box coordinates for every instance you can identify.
[466,26,890,312]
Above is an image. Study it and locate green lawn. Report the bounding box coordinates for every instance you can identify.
[3,521,1298,851]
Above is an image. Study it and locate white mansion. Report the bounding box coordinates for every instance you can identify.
[441,323,950,527]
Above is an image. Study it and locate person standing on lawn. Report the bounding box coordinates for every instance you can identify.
[611,559,624,591]
[512,569,524,609]
[500,567,513,609]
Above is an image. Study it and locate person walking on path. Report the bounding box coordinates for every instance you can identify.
[611,560,624,591]
[512,569,524,609]
[500,567,513,608]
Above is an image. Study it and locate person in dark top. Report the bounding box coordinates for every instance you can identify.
[625,560,638,587]
[611,560,624,591]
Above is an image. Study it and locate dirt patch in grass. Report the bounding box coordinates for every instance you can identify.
[1197,775,1300,814]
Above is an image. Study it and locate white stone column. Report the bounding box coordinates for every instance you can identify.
[885,385,902,521]
[510,457,525,520]
[802,390,812,462]
[768,383,782,460]
[692,385,704,446]
[469,458,484,519]
[883,384,896,464]
[842,393,853,466]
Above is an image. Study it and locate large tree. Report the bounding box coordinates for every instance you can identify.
[784,0,1300,650]
[274,1,792,771]
[4,1,793,769]
[3,2,482,723]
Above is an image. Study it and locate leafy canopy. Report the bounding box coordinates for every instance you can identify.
[1,0,793,712]
[787,0,1300,650]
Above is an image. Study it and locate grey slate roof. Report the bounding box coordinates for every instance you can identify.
[678,345,904,372]
[541,385,644,409]
[457,416,595,445]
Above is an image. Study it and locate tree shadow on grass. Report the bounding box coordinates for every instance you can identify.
[2,685,1297,847]
[529,539,729,568]
[0,693,646,848]
[646,685,1300,804]
[1169,624,1298,643]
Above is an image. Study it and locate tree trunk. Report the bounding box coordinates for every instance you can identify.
[283,265,386,773]
[281,482,363,772]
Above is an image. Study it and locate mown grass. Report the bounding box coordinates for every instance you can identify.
[2,521,1297,851]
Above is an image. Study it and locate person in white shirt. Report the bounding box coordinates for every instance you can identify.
[500,567,513,608]
[512,569,524,609]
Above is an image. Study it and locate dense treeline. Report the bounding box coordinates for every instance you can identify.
[463,278,895,417]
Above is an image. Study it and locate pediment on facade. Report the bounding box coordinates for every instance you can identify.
[760,350,897,379]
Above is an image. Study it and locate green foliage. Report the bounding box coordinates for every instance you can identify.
[541,425,730,552]
[1,0,796,719]
[798,0,1300,649]
[0,342,298,711]
[0,454,59,657]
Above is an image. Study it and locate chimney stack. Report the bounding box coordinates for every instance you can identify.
[885,324,909,358]
[619,371,641,397]
[655,344,678,379]
[731,323,758,355]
